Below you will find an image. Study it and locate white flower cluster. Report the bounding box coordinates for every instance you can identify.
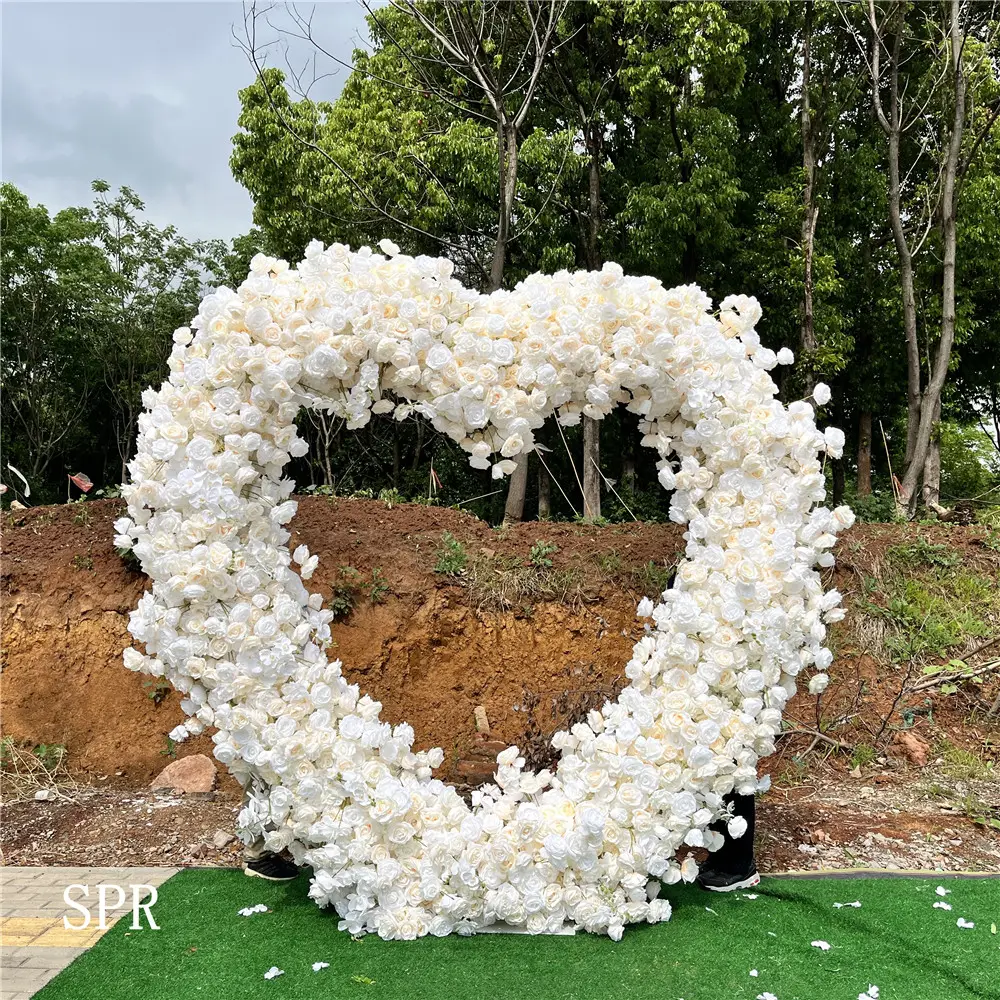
[118,241,853,940]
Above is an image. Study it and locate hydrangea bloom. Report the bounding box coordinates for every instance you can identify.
[118,243,853,940]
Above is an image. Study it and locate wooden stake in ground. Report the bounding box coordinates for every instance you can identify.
[474,706,490,736]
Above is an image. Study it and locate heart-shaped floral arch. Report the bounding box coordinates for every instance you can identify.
[117,241,853,940]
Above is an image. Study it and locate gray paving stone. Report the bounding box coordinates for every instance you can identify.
[1,969,54,990]
[15,949,87,968]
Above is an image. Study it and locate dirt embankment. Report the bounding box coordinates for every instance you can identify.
[1,498,685,783]
[2,498,998,796]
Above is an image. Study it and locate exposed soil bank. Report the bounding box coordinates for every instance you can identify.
[2,498,998,798]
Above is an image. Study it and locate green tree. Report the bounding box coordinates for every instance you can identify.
[85,180,217,482]
[1,184,105,495]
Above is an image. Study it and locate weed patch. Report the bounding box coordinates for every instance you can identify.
[857,544,999,666]
[433,533,469,575]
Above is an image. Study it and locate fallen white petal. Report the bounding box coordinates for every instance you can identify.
[749,969,759,977]
[312,961,330,971]
[810,940,831,951]
[757,992,779,1000]
[833,900,861,908]
[957,918,975,929]
[743,893,759,900]
[935,886,951,897]
[933,901,953,911]
[263,967,284,980]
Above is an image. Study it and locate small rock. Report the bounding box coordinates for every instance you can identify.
[849,765,862,779]
[893,730,929,767]
[455,759,498,783]
[212,829,235,849]
[34,788,57,801]
[151,754,216,795]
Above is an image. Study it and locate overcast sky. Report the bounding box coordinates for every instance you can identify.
[2,1,370,241]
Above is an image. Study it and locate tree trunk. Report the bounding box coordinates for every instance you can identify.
[898,0,967,515]
[491,119,524,516]
[503,456,529,523]
[488,122,519,293]
[578,128,603,522]
[582,417,601,520]
[537,459,551,520]
[585,123,602,270]
[392,425,401,488]
[857,410,873,497]
[921,397,942,507]
[870,15,922,471]
[410,420,424,471]
[621,412,637,495]
[832,458,845,507]
[799,0,818,384]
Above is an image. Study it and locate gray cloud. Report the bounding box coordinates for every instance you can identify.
[5,79,195,198]
[2,1,370,241]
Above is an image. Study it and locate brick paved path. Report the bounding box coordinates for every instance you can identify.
[0,867,178,999]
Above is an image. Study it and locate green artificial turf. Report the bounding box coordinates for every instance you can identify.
[37,870,999,1000]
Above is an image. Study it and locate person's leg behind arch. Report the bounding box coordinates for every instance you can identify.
[697,792,759,891]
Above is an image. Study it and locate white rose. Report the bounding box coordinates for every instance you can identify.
[812,382,832,406]
[808,674,829,695]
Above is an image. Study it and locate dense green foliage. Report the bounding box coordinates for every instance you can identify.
[1,181,221,501]
[3,1,998,520]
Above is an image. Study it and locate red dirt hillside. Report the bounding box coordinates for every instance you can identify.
[2,498,998,792]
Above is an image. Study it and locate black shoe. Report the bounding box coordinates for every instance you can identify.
[244,854,299,881]
[696,864,760,892]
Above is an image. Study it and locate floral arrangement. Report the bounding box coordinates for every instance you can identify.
[116,240,853,940]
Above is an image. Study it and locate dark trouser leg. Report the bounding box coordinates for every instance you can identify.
[707,792,755,874]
